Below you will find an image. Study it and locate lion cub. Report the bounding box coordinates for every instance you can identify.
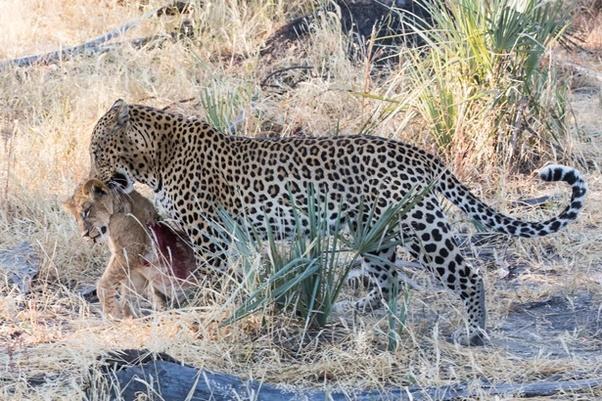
[63,179,196,318]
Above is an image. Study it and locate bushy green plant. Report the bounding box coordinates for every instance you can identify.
[199,79,251,134]
[220,183,433,330]
[397,0,573,171]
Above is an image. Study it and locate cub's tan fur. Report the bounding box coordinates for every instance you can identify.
[63,179,195,318]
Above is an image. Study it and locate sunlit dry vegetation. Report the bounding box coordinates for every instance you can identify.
[0,0,601,399]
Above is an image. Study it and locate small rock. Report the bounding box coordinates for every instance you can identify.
[77,284,99,303]
[0,241,40,294]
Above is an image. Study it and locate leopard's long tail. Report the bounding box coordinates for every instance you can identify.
[437,164,587,238]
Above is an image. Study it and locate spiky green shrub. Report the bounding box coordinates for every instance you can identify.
[219,184,433,330]
[199,79,252,134]
[401,0,573,171]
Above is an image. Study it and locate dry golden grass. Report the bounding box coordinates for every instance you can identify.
[1,1,601,400]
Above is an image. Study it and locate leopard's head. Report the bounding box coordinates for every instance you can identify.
[89,99,160,193]
[63,179,117,243]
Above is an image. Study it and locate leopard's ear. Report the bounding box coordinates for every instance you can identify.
[107,99,129,129]
[83,179,110,198]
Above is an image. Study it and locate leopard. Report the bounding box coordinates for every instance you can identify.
[63,178,197,319]
[88,99,587,345]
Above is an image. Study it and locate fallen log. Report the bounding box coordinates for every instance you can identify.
[98,353,602,401]
[0,1,191,71]
[260,0,434,63]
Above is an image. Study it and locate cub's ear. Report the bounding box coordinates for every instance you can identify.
[62,197,76,215]
[83,179,110,198]
[108,99,129,129]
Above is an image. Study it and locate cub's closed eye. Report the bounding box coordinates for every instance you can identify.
[81,209,90,218]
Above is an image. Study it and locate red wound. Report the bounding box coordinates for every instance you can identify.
[148,223,194,280]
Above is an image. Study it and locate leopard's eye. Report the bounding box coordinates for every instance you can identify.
[82,208,90,219]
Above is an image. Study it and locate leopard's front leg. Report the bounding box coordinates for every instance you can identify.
[186,218,231,278]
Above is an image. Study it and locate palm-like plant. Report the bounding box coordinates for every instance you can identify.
[220,183,433,330]
[400,0,572,169]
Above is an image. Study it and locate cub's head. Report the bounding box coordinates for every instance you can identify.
[63,179,118,243]
[89,99,161,193]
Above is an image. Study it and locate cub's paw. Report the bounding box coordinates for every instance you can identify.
[102,310,124,320]
[346,267,371,291]
[102,306,132,320]
[345,260,370,291]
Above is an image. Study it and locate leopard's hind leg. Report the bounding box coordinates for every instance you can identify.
[403,197,487,345]
[352,246,401,312]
